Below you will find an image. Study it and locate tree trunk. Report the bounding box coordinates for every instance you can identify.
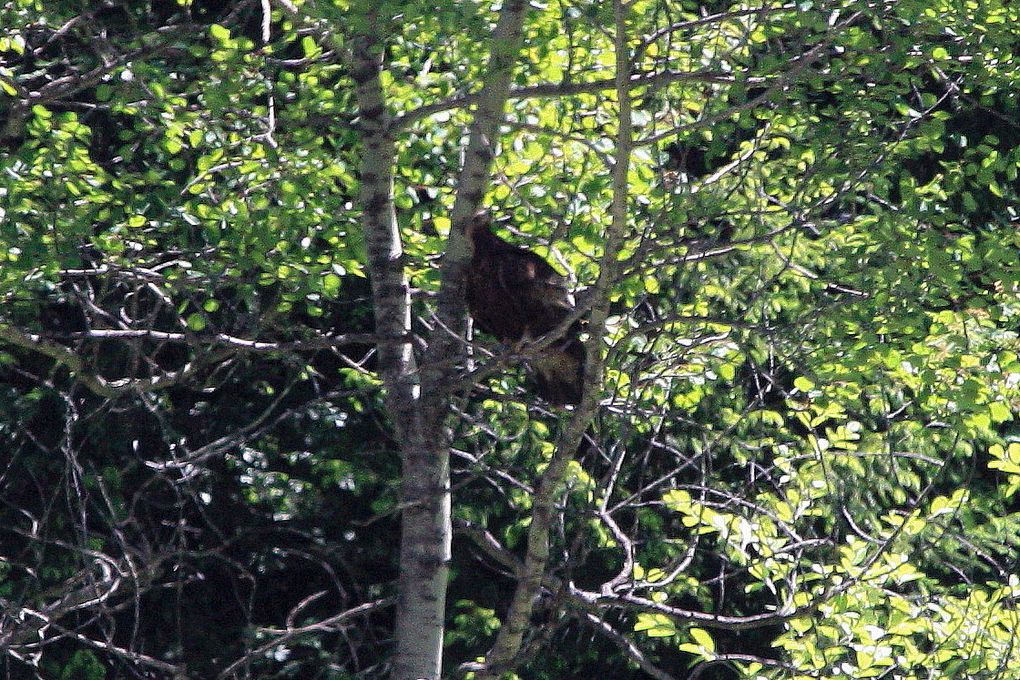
[350,29,451,680]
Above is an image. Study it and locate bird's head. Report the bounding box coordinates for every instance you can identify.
[466,210,505,253]
[466,210,492,239]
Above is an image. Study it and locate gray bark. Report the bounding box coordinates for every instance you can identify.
[350,27,450,680]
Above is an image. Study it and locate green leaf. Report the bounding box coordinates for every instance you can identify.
[301,35,320,59]
[634,613,677,638]
[186,313,207,332]
[209,24,231,42]
[990,460,1020,474]
[689,627,715,653]
[323,273,341,297]
[966,412,991,431]
[794,376,815,392]
[989,401,1012,423]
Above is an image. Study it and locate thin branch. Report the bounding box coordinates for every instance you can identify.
[217,598,396,679]
[64,328,392,351]
[688,653,801,680]
[0,323,225,397]
[578,611,680,680]
[393,68,757,131]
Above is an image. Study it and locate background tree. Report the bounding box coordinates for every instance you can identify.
[2,0,1020,679]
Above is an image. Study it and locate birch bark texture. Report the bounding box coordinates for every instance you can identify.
[351,23,447,680]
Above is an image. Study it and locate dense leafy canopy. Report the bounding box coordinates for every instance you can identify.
[2,0,1020,678]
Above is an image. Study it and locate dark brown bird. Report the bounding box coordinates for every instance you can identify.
[465,211,586,405]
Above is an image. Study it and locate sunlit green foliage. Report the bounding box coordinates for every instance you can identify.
[2,0,1020,677]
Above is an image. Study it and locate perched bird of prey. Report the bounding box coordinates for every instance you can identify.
[465,211,586,405]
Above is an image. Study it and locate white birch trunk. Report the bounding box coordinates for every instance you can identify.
[351,30,450,680]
